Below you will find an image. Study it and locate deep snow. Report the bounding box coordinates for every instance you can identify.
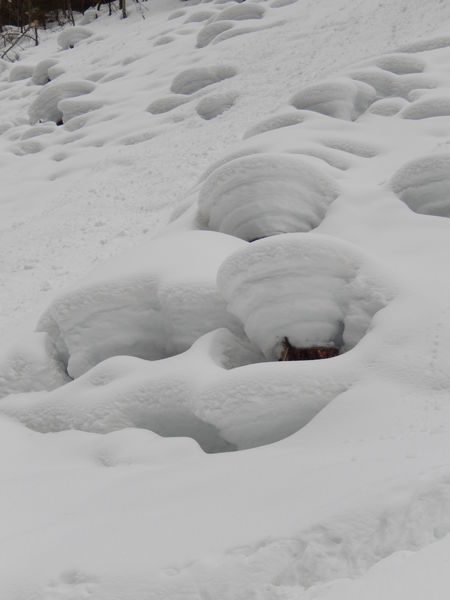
[2,0,450,598]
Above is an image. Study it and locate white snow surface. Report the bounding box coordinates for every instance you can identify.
[2,0,450,598]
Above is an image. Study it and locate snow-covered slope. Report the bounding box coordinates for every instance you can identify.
[2,0,450,597]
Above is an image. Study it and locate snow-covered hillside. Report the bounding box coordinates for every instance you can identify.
[2,0,450,597]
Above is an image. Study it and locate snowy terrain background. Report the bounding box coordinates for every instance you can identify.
[2,0,450,597]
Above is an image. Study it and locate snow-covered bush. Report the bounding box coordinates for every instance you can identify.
[198,153,339,241]
[38,231,246,378]
[57,26,93,50]
[218,233,389,360]
[28,79,96,124]
[291,77,376,120]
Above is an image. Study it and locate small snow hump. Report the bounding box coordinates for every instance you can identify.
[170,65,237,95]
[198,153,339,241]
[196,22,234,48]
[57,26,93,50]
[8,64,34,82]
[37,231,246,378]
[291,77,376,121]
[28,80,96,125]
[214,3,265,21]
[243,111,304,139]
[32,59,59,85]
[147,95,190,114]
[218,233,388,360]
[400,95,450,120]
[390,153,450,218]
[196,91,238,120]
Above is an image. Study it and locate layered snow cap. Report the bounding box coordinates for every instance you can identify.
[390,152,450,217]
[38,230,246,378]
[218,233,388,360]
[290,77,376,121]
[198,153,340,241]
[57,26,93,50]
[28,80,96,125]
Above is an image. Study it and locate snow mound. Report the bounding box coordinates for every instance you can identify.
[243,111,304,139]
[185,10,215,22]
[0,326,354,452]
[28,80,96,125]
[368,97,408,116]
[399,34,450,53]
[170,65,237,95]
[218,233,389,360]
[38,231,246,378]
[8,64,34,82]
[21,122,56,140]
[390,153,450,217]
[0,333,69,399]
[348,67,436,99]
[58,96,103,124]
[0,329,263,452]
[0,58,9,75]
[271,0,298,6]
[375,53,426,75]
[198,153,340,241]
[147,95,190,114]
[291,77,376,121]
[401,94,450,120]
[196,21,234,47]
[214,3,265,21]
[79,7,98,25]
[154,35,175,46]
[31,59,59,85]
[57,26,93,50]
[196,91,238,119]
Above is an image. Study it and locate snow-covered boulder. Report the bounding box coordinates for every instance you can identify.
[198,153,340,241]
[291,77,376,121]
[28,80,96,124]
[218,233,389,360]
[38,231,246,378]
[390,153,450,217]
[8,64,34,82]
[57,26,93,50]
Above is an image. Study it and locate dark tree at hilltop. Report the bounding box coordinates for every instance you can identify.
[0,0,98,30]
